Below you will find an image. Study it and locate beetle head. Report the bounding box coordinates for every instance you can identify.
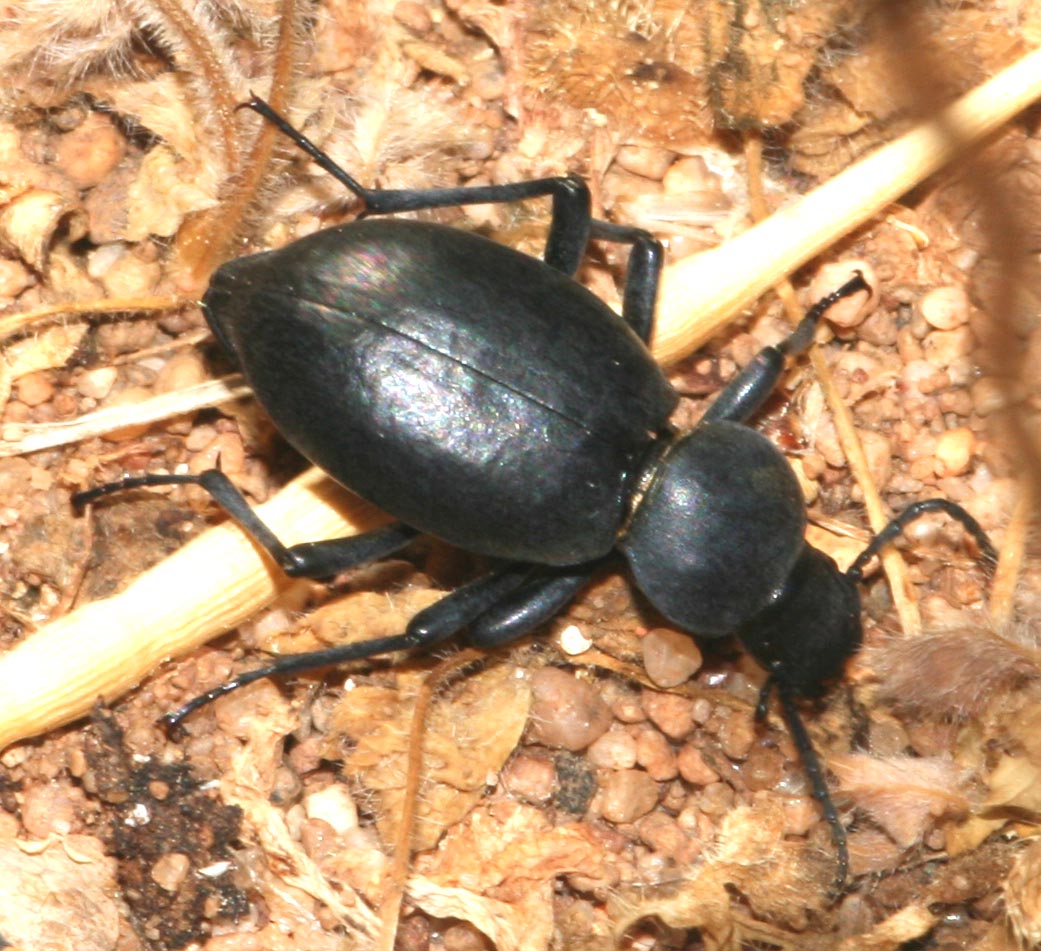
[738,544,862,694]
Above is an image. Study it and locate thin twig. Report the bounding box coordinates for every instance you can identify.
[378,649,485,951]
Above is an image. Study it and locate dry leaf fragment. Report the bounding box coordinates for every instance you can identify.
[1005,837,1041,947]
[0,189,80,271]
[0,835,120,951]
[410,801,605,951]
[831,753,970,848]
[218,682,381,942]
[866,629,1041,720]
[328,663,531,851]
[983,754,1041,815]
[835,904,936,951]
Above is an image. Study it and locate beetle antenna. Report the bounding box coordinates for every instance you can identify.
[763,677,849,896]
[160,630,428,730]
[846,498,997,582]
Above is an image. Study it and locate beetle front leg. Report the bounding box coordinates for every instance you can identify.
[703,272,870,424]
[73,470,419,579]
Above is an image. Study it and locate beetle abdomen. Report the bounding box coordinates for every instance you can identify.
[204,219,677,564]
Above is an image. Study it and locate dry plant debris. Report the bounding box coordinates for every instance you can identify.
[1,1,1041,950]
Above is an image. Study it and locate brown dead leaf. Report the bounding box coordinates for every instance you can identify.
[409,801,605,951]
[608,874,735,951]
[219,683,380,943]
[984,754,1041,815]
[836,905,936,951]
[831,753,970,849]
[328,662,531,851]
[712,798,830,926]
[0,835,120,951]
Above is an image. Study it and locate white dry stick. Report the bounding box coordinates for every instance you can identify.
[2,48,1041,751]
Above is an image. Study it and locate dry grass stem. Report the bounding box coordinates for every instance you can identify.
[0,376,249,456]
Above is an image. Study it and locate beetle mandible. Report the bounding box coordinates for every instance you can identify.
[76,96,997,892]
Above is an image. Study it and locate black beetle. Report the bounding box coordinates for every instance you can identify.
[76,97,997,892]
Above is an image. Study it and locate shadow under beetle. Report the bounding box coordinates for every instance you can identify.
[76,97,997,893]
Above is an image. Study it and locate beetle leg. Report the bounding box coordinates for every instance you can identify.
[771,680,850,896]
[468,561,607,647]
[161,561,537,727]
[703,272,870,424]
[846,498,997,582]
[245,96,593,275]
[588,220,663,343]
[73,469,419,578]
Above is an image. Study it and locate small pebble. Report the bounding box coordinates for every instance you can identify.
[586,730,638,770]
[15,371,54,407]
[76,366,118,400]
[923,326,974,369]
[558,623,592,655]
[529,667,612,751]
[303,783,358,835]
[101,252,161,298]
[150,852,191,892]
[500,754,555,803]
[301,818,338,862]
[642,628,702,688]
[697,781,736,817]
[21,782,78,837]
[920,285,969,330]
[600,768,660,823]
[677,742,719,786]
[718,709,755,760]
[635,727,678,781]
[641,690,695,740]
[739,743,783,791]
[55,111,126,189]
[781,795,820,836]
[614,145,674,181]
[935,426,976,477]
[443,922,491,951]
[602,680,646,723]
[155,351,209,393]
[635,812,694,860]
